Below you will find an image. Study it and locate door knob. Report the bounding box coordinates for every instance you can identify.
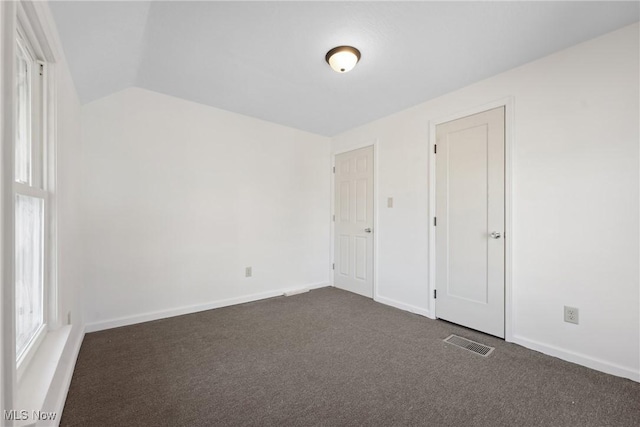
[489,231,501,239]
[364,228,372,233]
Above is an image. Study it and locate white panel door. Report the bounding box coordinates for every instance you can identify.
[435,107,505,338]
[334,146,374,298]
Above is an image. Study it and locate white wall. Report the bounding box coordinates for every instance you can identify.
[37,53,86,413]
[56,57,85,332]
[81,88,331,329]
[0,0,17,415]
[332,23,639,380]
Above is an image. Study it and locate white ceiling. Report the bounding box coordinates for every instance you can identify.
[50,1,639,136]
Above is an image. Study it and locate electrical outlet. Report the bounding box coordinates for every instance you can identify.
[245,267,252,277]
[387,197,394,208]
[564,306,579,324]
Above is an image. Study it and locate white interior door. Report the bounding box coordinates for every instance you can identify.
[334,146,374,298]
[435,107,505,338]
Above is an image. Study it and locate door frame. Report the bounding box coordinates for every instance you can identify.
[330,140,379,300]
[427,97,514,342]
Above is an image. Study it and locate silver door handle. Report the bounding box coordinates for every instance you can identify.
[364,228,372,233]
[489,231,501,239]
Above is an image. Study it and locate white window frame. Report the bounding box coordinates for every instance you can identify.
[14,3,57,382]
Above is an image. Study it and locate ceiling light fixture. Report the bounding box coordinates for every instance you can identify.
[325,46,361,73]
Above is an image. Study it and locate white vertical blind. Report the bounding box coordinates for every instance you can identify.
[15,41,31,185]
[14,29,48,362]
[14,195,44,358]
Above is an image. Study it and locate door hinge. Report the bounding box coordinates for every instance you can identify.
[332,166,335,173]
[434,144,437,154]
[332,263,335,270]
[332,214,335,222]
[39,63,44,77]
[434,289,437,299]
[433,217,437,226]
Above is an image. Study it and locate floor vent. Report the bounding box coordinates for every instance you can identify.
[443,334,494,357]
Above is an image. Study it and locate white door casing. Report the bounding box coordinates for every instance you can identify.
[435,106,505,338]
[334,146,374,298]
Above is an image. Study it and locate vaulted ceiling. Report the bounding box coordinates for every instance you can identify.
[50,1,639,136]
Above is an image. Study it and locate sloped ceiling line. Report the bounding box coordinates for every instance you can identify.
[50,1,640,136]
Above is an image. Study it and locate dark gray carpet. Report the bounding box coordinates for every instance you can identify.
[62,287,640,426]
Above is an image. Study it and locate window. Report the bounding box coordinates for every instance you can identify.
[14,25,49,365]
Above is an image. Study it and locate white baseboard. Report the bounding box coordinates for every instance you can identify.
[512,334,640,382]
[375,295,431,318]
[85,283,330,333]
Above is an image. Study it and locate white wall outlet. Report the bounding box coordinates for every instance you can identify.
[564,306,579,324]
[387,197,394,208]
[245,266,252,277]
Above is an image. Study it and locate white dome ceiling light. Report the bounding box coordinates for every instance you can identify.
[325,46,361,73]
